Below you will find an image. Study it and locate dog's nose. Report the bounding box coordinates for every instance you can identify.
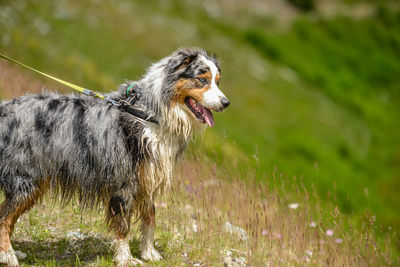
[221,97,230,109]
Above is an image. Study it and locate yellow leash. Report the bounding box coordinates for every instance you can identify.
[0,52,121,105]
[0,52,160,123]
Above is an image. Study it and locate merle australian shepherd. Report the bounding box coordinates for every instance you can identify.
[0,48,229,266]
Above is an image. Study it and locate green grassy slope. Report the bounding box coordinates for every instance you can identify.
[0,0,399,251]
[242,11,400,226]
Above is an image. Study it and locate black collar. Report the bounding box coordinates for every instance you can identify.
[119,84,158,124]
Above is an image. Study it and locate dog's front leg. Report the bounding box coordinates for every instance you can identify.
[140,201,163,261]
[113,235,143,267]
[107,194,143,266]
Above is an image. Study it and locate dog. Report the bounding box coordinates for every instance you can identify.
[0,48,230,266]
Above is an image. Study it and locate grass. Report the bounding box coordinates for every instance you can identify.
[2,154,397,266]
[242,9,400,228]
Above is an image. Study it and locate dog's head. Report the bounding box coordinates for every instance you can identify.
[164,48,230,128]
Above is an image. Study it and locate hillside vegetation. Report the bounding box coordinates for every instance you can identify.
[0,62,395,263]
[1,0,400,264]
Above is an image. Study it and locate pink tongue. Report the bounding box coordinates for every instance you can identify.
[202,106,215,127]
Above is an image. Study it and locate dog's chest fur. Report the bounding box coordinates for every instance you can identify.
[137,104,204,198]
[139,124,186,199]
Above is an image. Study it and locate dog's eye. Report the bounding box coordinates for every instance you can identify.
[198,78,208,84]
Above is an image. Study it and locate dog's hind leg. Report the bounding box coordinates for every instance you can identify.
[0,199,19,267]
[106,191,143,266]
[140,200,163,262]
[0,178,49,266]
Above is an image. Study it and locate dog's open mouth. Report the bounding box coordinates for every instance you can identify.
[184,97,215,127]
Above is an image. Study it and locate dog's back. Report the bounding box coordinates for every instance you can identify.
[0,93,144,207]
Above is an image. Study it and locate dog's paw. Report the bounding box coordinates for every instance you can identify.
[141,246,163,262]
[114,256,143,266]
[0,248,19,267]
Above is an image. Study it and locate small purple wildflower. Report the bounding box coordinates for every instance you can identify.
[335,238,343,244]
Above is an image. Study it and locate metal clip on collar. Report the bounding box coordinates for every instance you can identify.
[104,95,122,106]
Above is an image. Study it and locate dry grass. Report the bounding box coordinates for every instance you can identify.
[0,61,69,99]
[155,157,397,266]
[0,62,43,98]
[2,155,396,266]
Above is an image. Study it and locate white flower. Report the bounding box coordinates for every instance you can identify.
[309,221,317,228]
[326,229,334,236]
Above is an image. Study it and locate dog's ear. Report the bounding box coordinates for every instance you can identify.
[168,49,198,71]
[181,55,197,67]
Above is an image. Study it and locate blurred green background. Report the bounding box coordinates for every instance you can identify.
[0,0,399,243]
